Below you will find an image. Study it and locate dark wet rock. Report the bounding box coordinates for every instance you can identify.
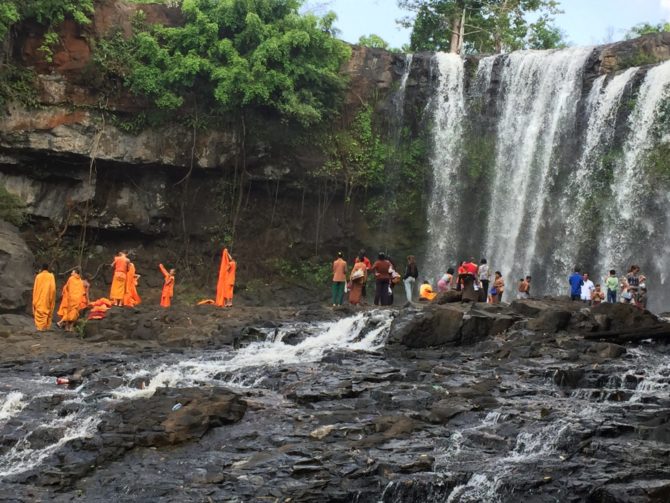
[553,368,585,388]
[527,309,572,333]
[591,302,663,331]
[434,290,462,304]
[585,342,627,359]
[0,221,34,313]
[388,304,515,348]
[427,398,475,423]
[100,387,247,447]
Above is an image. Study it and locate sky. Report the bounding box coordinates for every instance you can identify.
[306,0,670,49]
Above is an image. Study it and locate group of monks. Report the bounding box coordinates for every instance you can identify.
[31,248,237,332]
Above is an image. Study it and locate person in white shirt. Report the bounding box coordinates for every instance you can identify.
[580,273,595,305]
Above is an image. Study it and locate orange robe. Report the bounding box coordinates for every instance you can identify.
[224,260,236,304]
[123,263,141,307]
[32,270,56,331]
[110,256,129,301]
[159,264,174,307]
[215,248,231,307]
[57,274,86,323]
[419,283,437,301]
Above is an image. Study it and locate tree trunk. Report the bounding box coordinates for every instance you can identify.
[449,15,461,54]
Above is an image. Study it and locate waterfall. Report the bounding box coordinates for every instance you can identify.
[548,67,638,290]
[425,53,466,281]
[394,54,413,118]
[484,47,593,285]
[421,46,670,308]
[598,60,670,288]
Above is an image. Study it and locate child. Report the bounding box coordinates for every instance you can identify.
[637,287,648,310]
[605,270,618,303]
[591,284,605,305]
[159,264,175,308]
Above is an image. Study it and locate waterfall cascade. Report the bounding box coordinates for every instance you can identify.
[424,48,670,310]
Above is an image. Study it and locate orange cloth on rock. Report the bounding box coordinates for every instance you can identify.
[123,263,141,307]
[110,256,129,301]
[419,283,437,302]
[32,270,56,331]
[215,248,235,306]
[159,263,174,307]
[57,273,86,323]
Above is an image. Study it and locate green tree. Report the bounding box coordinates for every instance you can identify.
[358,33,390,49]
[398,0,565,54]
[625,21,670,40]
[0,0,94,62]
[98,0,350,127]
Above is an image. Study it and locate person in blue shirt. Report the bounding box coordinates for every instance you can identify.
[569,268,583,301]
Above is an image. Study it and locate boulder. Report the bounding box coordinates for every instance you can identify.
[0,221,34,313]
[435,290,462,304]
[100,387,247,447]
[387,305,463,348]
[526,310,572,333]
[591,302,661,331]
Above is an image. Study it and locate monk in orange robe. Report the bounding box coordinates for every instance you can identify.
[215,248,236,307]
[122,262,141,307]
[110,252,129,306]
[32,264,56,331]
[159,263,175,307]
[57,269,86,331]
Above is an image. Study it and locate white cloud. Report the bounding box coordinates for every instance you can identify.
[662,0,670,18]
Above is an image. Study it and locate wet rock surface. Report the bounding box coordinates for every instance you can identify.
[0,299,668,501]
[0,221,34,313]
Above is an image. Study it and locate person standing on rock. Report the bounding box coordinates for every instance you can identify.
[331,252,347,307]
[517,276,530,299]
[122,261,141,308]
[32,264,56,331]
[491,271,505,304]
[569,267,583,301]
[355,249,372,303]
[605,270,619,303]
[57,268,85,332]
[348,254,368,305]
[580,273,595,305]
[478,258,490,302]
[215,248,236,307]
[626,265,641,304]
[371,252,392,306]
[110,252,129,306]
[403,255,419,303]
[159,264,175,308]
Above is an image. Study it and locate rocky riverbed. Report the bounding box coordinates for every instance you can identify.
[0,299,669,502]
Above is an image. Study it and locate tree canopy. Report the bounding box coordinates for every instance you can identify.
[625,21,670,40]
[358,34,390,49]
[398,0,566,54]
[96,0,351,127]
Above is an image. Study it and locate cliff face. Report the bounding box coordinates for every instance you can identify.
[1,0,669,288]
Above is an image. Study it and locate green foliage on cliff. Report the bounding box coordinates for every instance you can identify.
[0,185,26,227]
[0,64,37,109]
[318,105,389,203]
[0,0,94,62]
[625,22,670,40]
[398,0,566,54]
[94,0,351,127]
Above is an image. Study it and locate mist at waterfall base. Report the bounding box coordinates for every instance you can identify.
[422,50,670,311]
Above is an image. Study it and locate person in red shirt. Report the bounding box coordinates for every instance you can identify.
[370,252,392,306]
